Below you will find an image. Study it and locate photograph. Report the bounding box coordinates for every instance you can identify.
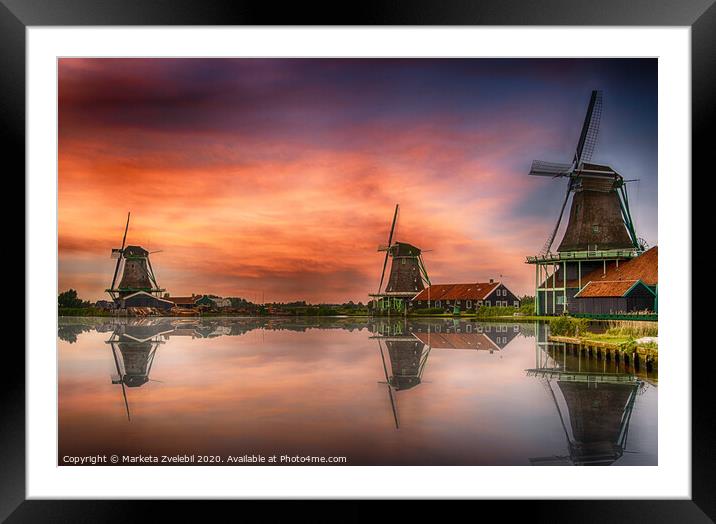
[56,57,659,467]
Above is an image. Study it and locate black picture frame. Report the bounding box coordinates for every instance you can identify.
[4,0,711,521]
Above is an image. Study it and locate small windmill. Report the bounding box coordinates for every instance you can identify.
[106,212,165,302]
[371,204,431,313]
[529,91,643,254]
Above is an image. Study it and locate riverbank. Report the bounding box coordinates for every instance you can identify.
[548,334,657,366]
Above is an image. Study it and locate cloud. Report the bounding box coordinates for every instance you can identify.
[58,58,657,302]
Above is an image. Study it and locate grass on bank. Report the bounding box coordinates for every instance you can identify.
[548,316,658,350]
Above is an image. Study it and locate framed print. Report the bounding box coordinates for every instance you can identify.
[5,0,713,520]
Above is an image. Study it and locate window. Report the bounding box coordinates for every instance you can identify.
[485,300,491,306]
[514,301,519,308]
[466,300,472,309]
[435,301,441,308]
[592,224,600,233]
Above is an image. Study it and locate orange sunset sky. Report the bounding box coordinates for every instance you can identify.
[58,58,657,303]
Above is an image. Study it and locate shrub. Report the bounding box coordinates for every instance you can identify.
[518,303,535,315]
[549,316,589,337]
[58,289,90,308]
[476,306,520,317]
[606,320,658,338]
[414,307,445,315]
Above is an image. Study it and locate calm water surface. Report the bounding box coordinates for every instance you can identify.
[58,317,657,465]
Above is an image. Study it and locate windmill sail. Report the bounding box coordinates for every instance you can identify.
[574,90,602,165]
[378,204,399,294]
[528,90,637,253]
[110,212,131,292]
[528,160,573,178]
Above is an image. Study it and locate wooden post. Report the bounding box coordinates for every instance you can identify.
[535,262,540,316]
[552,264,556,315]
[563,260,567,314]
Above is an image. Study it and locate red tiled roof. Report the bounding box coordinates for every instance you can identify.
[580,246,658,286]
[575,280,643,298]
[412,282,500,302]
[413,332,500,351]
[539,246,658,289]
[167,296,198,305]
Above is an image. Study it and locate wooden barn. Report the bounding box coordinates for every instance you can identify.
[411,280,520,312]
[119,291,174,310]
[167,295,200,309]
[570,246,658,315]
[573,280,656,315]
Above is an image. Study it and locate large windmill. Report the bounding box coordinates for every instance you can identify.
[526,91,646,316]
[369,204,431,314]
[106,212,165,302]
[529,90,642,254]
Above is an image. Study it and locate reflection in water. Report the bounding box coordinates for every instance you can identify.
[107,320,175,420]
[526,323,647,466]
[368,318,524,429]
[57,317,656,465]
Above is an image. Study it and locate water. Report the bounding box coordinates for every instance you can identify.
[58,317,657,466]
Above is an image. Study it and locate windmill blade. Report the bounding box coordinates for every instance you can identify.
[120,380,131,421]
[377,204,399,293]
[378,340,399,429]
[574,90,602,165]
[110,343,131,421]
[540,181,572,255]
[121,212,130,250]
[377,251,390,294]
[110,212,131,292]
[387,204,398,248]
[528,160,573,178]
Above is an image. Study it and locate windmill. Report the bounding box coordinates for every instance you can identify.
[526,341,643,465]
[373,319,432,429]
[106,212,165,302]
[529,90,642,254]
[107,319,175,421]
[370,204,431,314]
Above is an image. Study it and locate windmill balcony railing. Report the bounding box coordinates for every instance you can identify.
[526,249,641,264]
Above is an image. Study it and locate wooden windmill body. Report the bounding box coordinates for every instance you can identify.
[369,204,431,314]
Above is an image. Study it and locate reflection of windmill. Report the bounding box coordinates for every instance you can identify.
[107,319,175,420]
[372,319,432,429]
[106,212,165,302]
[526,337,643,466]
[369,204,431,314]
[529,91,641,255]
